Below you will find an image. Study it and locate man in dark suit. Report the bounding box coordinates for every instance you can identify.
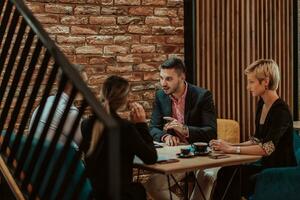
[145,57,217,200]
[150,57,217,146]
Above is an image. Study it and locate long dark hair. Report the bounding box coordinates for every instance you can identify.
[101,75,130,113]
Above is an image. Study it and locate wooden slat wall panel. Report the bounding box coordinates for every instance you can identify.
[195,0,294,141]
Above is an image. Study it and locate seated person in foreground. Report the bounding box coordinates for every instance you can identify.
[210,59,297,200]
[29,64,86,146]
[81,75,157,200]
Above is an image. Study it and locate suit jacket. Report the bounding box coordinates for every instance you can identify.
[149,83,217,143]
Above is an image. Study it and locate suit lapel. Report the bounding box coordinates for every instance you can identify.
[184,84,191,123]
[161,92,172,117]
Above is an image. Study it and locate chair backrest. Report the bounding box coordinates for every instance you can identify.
[217,119,240,143]
[293,131,300,165]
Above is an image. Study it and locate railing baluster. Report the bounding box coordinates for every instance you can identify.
[43,101,87,199]
[2,40,42,156]
[14,63,58,178]
[0,11,24,90]
[0,0,13,44]
[0,0,5,17]
[0,30,35,153]
[29,84,77,199]
[56,124,95,199]
[8,50,50,165]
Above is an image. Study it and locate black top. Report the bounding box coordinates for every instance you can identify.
[149,83,217,143]
[81,112,157,199]
[254,98,296,168]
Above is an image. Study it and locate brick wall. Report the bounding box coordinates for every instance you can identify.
[25,0,184,118]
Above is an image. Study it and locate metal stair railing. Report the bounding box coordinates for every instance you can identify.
[0,0,120,199]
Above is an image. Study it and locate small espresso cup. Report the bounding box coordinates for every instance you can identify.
[180,147,191,155]
[192,142,208,153]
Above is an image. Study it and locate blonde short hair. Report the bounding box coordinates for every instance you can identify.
[245,59,280,90]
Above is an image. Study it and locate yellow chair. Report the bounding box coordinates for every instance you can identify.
[217,119,240,143]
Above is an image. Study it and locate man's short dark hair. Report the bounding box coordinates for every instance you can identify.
[160,57,186,74]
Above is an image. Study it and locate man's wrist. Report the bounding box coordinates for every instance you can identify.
[182,125,189,137]
[161,134,170,142]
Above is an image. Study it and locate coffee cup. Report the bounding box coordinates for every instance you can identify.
[192,142,208,152]
[180,147,191,155]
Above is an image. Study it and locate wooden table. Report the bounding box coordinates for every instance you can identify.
[134,145,261,200]
[135,145,261,175]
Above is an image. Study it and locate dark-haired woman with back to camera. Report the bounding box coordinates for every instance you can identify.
[81,75,157,200]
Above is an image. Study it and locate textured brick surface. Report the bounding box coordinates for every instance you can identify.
[25,0,184,117]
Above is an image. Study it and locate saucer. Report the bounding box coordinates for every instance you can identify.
[194,150,211,156]
[176,153,194,158]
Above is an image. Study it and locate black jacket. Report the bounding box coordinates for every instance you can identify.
[82,112,157,199]
[149,83,217,143]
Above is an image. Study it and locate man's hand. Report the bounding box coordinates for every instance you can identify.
[162,135,180,146]
[163,117,187,137]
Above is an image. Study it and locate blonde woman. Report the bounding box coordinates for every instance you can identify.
[81,75,157,200]
[210,59,297,200]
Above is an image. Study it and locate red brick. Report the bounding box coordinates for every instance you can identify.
[175,27,184,34]
[128,7,153,16]
[178,8,184,19]
[145,16,170,25]
[141,36,165,43]
[142,0,166,5]
[89,75,109,85]
[45,4,73,14]
[71,26,98,34]
[117,17,143,25]
[152,26,176,35]
[87,36,114,45]
[99,26,126,34]
[133,63,157,71]
[141,54,167,62]
[154,8,177,17]
[104,45,129,54]
[167,0,184,7]
[144,72,160,81]
[122,73,143,81]
[26,3,45,13]
[74,6,100,15]
[128,25,151,34]
[58,45,75,54]
[166,36,184,44]
[115,0,140,6]
[76,46,103,54]
[59,0,85,3]
[89,56,116,65]
[117,55,142,63]
[156,45,180,53]
[89,16,116,25]
[74,55,88,64]
[107,64,133,73]
[101,0,114,5]
[34,14,59,24]
[44,25,70,34]
[101,7,128,15]
[171,18,184,26]
[131,45,155,53]
[114,36,138,44]
[61,16,88,25]
[57,36,86,44]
